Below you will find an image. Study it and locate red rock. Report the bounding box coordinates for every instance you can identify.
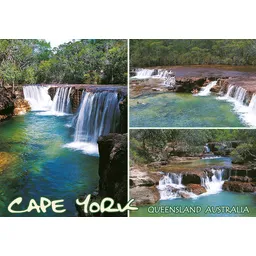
[185,184,207,195]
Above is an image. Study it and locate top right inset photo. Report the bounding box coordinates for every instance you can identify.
[129,39,256,127]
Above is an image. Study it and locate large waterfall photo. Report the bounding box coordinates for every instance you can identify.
[0,39,128,217]
[130,40,256,127]
[130,129,256,217]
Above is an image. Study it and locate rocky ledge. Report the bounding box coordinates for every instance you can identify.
[0,87,31,122]
[223,175,256,193]
[130,167,161,206]
[76,133,127,217]
[0,87,15,122]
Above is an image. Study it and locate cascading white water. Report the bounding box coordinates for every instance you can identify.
[50,87,72,114]
[197,81,217,96]
[158,173,189,200]
[132,69,155,79]
[225,85,235,97]
[200,169,225,195]
[23,85,52,111]
[132,68,175,86]
[64,91,121,155]
[201,156,222,160]
[158,168,227,200]
[218,85,256,126]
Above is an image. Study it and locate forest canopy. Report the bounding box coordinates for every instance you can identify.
[130,39,256,67]
[0,39,127,86]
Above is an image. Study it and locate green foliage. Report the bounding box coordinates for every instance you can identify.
[130,129,256,164]
[0,39,127,86]
[130,39,256,67]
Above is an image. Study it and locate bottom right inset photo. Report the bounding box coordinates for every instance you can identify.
[130,129,256,217]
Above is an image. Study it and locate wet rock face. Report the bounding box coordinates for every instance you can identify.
[97,133,127,216]
[13,99,31,115]
[175,77,214,92]
[76,133,128,217]
[0,87,15,122]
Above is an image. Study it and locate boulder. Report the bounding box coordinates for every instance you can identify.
[179,191,192,199]
[185,184,207,195]
[13,99,31,115]
[130,167,160,188]
[130,186,160,206]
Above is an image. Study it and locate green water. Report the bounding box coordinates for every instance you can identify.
[130,192,256,217]
[0,112,99,217]
[130,93,245,127]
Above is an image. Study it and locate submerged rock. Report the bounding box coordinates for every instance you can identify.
[0,152,17,173]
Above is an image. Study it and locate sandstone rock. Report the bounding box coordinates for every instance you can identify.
[130,167,160,188]
[13,99,31,115]
[222,181,255,192]
[179,191,193,199]
[130,186,160,206]
[185,184,207,195]
[175,77,207,93]
[229,176,252,182]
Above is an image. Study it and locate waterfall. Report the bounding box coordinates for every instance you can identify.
[23,85,52,111]
[226,85,235,97]
[197,81,217,96]
[132,68,175,86]
[64,91,121,155]
[132,69,155,79]
[158,168,227,200]
[204,144,210,153]
[50,87,72,114]
[200,169,225,195]
[218,85,256,126]
[158,173,188,200]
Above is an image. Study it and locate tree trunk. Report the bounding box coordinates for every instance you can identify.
[12,81,15,93]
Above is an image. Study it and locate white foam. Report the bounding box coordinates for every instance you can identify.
[36,111,72,117]
[197,81,217,96]
[63,142,99,156]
